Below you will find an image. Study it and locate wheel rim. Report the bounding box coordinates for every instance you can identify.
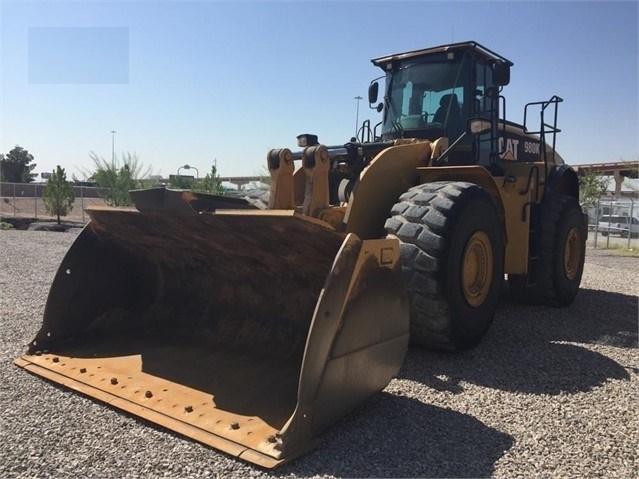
[462,231,493,307]
[564,228,581,280]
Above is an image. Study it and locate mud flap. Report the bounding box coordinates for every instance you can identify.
[15,205,409,468]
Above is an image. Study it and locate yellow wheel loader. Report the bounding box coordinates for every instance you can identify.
[15,41,586,468]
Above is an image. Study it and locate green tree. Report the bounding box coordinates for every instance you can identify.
[1,146,37,183]
[192,164,224,194]
[621,155,639,183]
[43,165,75,224]
[169,174,195,189]
[89,151,152,206]
[578,171,609,211]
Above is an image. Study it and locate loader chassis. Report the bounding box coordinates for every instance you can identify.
[15,41,585,468]
[266,41,584,348]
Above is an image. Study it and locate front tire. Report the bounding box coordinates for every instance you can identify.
[384,182,504,351]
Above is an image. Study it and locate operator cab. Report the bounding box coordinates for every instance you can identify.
[369,41,512,166]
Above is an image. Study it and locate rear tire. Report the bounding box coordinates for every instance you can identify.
[384,182,504,351]
[508,195,586,306]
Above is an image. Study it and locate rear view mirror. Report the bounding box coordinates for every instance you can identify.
[368,82,379,104]
[493,62,510,87]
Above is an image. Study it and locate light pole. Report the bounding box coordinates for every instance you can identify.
[354,96,363,139]
[110,130,116,161]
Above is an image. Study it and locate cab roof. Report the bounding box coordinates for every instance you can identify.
[371,41,514,68]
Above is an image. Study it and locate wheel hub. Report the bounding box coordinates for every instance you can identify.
[564,228,581,280]
[462,231,493,307]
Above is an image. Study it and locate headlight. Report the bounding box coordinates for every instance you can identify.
[297,134,319,148]
[467,118,492,135]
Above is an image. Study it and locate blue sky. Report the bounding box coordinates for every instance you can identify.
[1,0,637,180]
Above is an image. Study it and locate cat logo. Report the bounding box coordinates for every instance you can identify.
[498,137,519,161]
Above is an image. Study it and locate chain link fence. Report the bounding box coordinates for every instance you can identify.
[3,182,637,251]
[0,182,108,224]
[588,198,638,249]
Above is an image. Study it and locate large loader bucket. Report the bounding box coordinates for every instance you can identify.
[15,191,409,468]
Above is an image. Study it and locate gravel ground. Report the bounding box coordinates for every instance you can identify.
[1,229,637,478]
